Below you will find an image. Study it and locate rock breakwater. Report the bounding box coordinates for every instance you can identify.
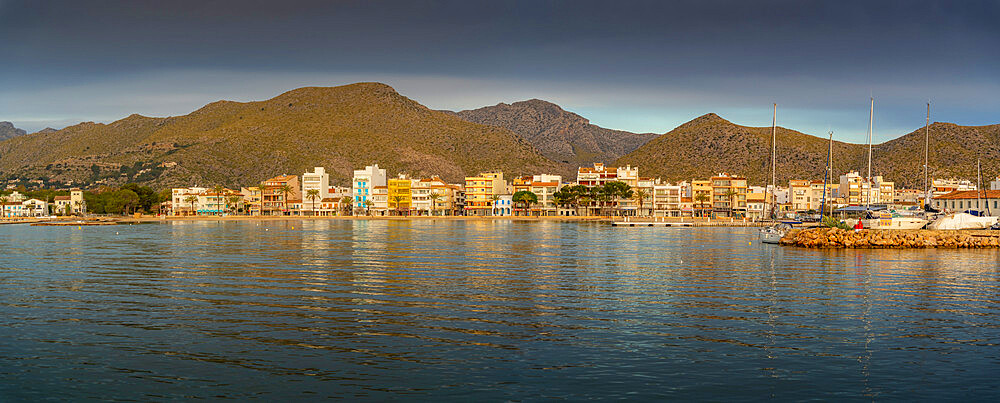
[780,227,1000,248]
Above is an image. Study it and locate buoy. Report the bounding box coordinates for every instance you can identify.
[77,226,82,229]
[265,228,269,231]
[116,232,119,235]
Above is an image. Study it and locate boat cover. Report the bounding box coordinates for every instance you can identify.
[927,213,999,230]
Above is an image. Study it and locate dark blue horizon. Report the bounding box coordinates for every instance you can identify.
[1,0,997,142]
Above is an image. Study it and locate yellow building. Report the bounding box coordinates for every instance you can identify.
[691,180,712,216]
[710,174,748,217]
[387,174,412,215]
[464,171,506,216]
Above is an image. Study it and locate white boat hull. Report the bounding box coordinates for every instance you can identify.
[862,217,928,230]
[759,229,785,244]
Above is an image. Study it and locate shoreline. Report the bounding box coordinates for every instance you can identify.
[5,215,773,226]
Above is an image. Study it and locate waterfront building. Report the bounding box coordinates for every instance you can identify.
[746,192,766,220]
[262,175,300,216]
[991,177,1000,191]
[240,187,262,216]
[352,164,387,212]
[171,186,242,216]
[789,180,811,212]
[838,171,894,206]
[577,163,619,186]
[493,195,512,216]
[652,180,684,217]
[513,174,562,216]
[710,174,748,217]
[371,186,388,216]
[691,180,712,216]
[300,167,330,216]
[932,178,977,198]
[894,188,924,206]
[1,198,48,218]
[465,171,507,216]
[53,188,85,215]
[931,190,1000,213]
[387,174,413,215]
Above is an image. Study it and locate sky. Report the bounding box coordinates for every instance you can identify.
[0,0,997,143]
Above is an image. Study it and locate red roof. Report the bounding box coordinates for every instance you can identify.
[933,190,1000,200]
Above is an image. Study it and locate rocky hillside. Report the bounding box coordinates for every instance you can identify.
[0,83,558,189]
[615,113,1000,188]
[0,122,27,142]
[452,99,655,176]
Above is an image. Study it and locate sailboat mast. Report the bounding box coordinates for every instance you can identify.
[924,102,930,206]
[821,131,833,216]
[866,97,874,208]
[765,103,776,219]
[977,158,983,214]
[771,103,777,190]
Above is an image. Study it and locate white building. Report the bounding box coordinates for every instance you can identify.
[352,164,387,213]
[2,198,49,217]
[301,167,331,215]
[53,188,85,215]
[493,195,512,216]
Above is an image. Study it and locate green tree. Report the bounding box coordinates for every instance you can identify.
[184,195,198,216]
[512,191,538,216]
[339,196,353,216]
[632,189,649,217]
[694,193,710,217]
[428,192,442,216]
[306,189,320,216]
[723,189,738,217]
[363,199,373,216]
[227,195,242,215]
[278,184,293,215]
[390,195,405,216]
[489,194,501,216]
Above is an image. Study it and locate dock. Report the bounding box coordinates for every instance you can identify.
[611,221,693,227]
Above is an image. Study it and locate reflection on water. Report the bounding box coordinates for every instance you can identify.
[2,221,999,400]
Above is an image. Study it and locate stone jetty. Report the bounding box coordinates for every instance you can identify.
[780,227,1000,249]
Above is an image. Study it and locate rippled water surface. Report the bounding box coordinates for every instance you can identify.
[2,220,1000,400]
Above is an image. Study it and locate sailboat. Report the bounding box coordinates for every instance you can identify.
[860,98,928,230]
[760,104,787,244]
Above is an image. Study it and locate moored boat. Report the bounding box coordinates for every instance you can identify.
[759,223,791,244]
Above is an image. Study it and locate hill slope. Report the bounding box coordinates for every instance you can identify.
[614,114,1000,188]
[0,122,27,142]
[452,100,655,175]
[0,83,558,188]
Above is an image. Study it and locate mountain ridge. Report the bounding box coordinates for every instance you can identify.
[450,99,656,177]
[615,113,1000,188]
[0,82,558,188]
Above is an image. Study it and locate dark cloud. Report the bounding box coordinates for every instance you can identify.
[0,0,997,138]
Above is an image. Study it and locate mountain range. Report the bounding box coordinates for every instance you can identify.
[449,99,655,176]
[0,83,556,188]
[0,82,996,190]
[614,113,1000,188]
[0,122,27,142]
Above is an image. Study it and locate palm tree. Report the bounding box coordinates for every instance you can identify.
[489,194,501,216]
[390,195,404,216]
[694,193,710,217]
[339,196,353,216]
[723,189,738,217]
[0,195,8,218]
[512,191,538,216]
[213,185,225,216]
[226,195,242,215]
[633,189,649,217]
[257,181,269,216]
[363,199,373,216]
[428,192,442,216]
[306,189,320,216]
[278,184,293,215]
[184,195,198,216]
